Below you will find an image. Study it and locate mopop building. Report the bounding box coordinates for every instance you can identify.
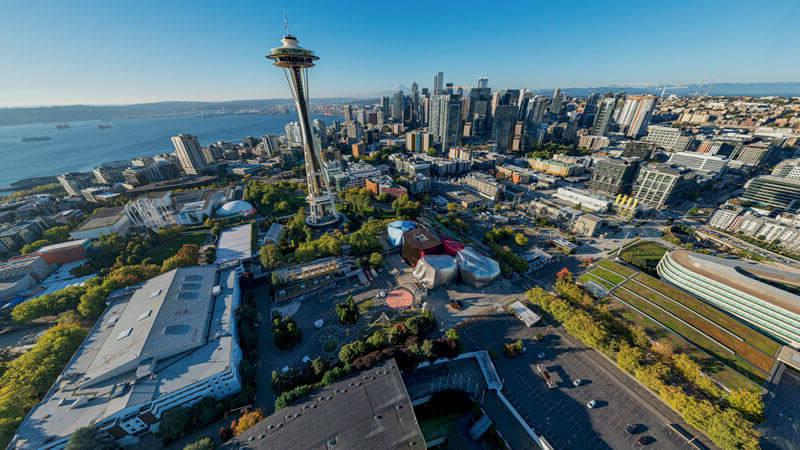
[657,250,800,348]
[267,31,340,227]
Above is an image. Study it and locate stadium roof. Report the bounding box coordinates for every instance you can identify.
[224,360,424,450]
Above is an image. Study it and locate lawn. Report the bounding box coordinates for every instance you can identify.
[145,232,208,264]
[610,301,761,393]
[595,259,637,277]
[633,273,781,356]
[619,241,668,274]
[578,273,616,291]
[611,287,768,382]
[623,281,776,374]
[588,266,626,286]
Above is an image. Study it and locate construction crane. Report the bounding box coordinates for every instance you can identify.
[658,82,688,99]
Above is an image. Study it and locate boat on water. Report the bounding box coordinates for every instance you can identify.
[97,123,113,129]
[55,123,71,129]
[21,136,51,142]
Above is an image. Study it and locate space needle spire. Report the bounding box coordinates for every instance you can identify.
[267,23,340,227]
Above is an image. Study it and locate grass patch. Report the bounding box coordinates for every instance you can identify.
[358,298,376,314]
[611,302,761,393]
[611,288,768,382]
[145,232,207,264]
[578,273,616,290]
[624,279,776,373]
[595,259,636,277]
[633,273,781,356]
[620,241,668,274]
[587,266,626,285]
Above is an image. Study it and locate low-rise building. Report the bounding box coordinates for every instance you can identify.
[553,187,612,213]
[69,206,131,240]
[572,214,607,237]
[633,164,696,209]
[462,173,503,201]
[365,175,408,199]
[528,158,582,177]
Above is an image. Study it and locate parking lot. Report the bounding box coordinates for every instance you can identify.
[458,315,706,450]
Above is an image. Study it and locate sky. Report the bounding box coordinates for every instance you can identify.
[1,0,799,107]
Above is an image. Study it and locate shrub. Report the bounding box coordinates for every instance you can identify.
[504,339,524,357]
[233,409,264,435]
[157,407,191,443]
[184,437,214,450]
[335,296,360,325]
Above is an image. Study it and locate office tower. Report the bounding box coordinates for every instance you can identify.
[411,81,419,121]
[477,77,488,89]
[381,96,390,114]
[391,90,405,122]
[589,158,640,197]
[642,125,693,152]
[466,87,492,138]
[406,131,432,152]
[550,88,564,116]
[521,96,548,149]
[343,104,353,124]
[433,72,444,95]
[171,134,207,175]
[284,122,303,146]
[742,175,800,211]
[492,104,519,152]
[267,33,339,226]
[586,92,600,107]
[772,158,800,178]
[731,142,776,166]
[622,141,655,160]
[429,94,462,152]
[590,97,616,136]
[627,95,657,138]
[633,163,696,209]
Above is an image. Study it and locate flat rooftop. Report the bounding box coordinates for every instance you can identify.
[73,206,126,231]
[224,360,424,450]
[12,266,238,449]
[215,224,254,264]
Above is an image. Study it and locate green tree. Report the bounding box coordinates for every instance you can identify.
[156,407,190,443]
[339,341,367,364]
[183,437,214,450]
[392,195,421,219]
[368,252,384,269]
[335,296,360,325]
[426,148,438,157]
[726,389,765,423]
[514,233,529,246]
[66,426,119,450]
[259,243,282,269]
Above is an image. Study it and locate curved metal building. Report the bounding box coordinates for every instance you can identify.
[387,220,417,247]
[456,247,501,288]
[412,255,458,289]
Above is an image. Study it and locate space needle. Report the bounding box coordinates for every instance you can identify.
[267,23,340,227]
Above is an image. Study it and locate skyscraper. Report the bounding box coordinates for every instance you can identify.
[343,104,353,124]
[626,95,657,138]
[171,134,207,175]
[430,94,462,152]
[267,33,339,226]
[492,104,518,152]
[433,72,444,95]
[590,97,616,136]
[391,90,405,122]
[477,77,489,89]
[550,88,564,116]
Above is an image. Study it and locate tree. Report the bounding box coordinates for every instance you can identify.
[335,296,360,325]
[426,148,438,157]
[183,437,214,450]
[233,409,264,435]
[259,243,282,269]
[161,244,200,272]
[368,252,384,269]
[392,195,421,219]
[446,328,459,341]
[157,407,190,443]
[339,340,367,364]
[514,233,529,246]
[66,427,119,450]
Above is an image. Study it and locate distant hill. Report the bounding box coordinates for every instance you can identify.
[541,82,800,98]
[0,98,372,127]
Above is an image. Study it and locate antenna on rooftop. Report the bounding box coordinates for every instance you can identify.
[283,11,289,36]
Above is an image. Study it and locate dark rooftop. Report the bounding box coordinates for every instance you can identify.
[224,360,424,450]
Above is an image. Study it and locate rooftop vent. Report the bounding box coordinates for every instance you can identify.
[116,328,133,340]
[149,289,162,299]
[137,310,152,321]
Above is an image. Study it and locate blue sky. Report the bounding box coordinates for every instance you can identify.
[1,0,798,107]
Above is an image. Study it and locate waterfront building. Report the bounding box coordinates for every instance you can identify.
[171,134,207,175]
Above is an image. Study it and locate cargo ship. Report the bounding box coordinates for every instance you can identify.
[97,123,113,129]
[21,136,51,142]
[55,123,71,129]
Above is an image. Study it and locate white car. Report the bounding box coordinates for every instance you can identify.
[586,400,597,409]
[573,379,582,387]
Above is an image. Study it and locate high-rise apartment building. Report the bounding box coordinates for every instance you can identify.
[590,97,616,136]
[617,95,657,138]
[588,158,640,197]
[642,125,693,152]
[477,77,488,88]
[171,134,207,175]
[633,163,696,209]
[492,104,519,152]
[550,88,564,116]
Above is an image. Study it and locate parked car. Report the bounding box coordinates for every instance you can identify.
[625,423,638,434]
[573,379,582,387]
[586,400,597,409]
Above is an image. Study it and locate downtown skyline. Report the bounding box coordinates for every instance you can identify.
[2,0,800,107]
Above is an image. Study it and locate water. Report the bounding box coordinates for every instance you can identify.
[0,113,339,189]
